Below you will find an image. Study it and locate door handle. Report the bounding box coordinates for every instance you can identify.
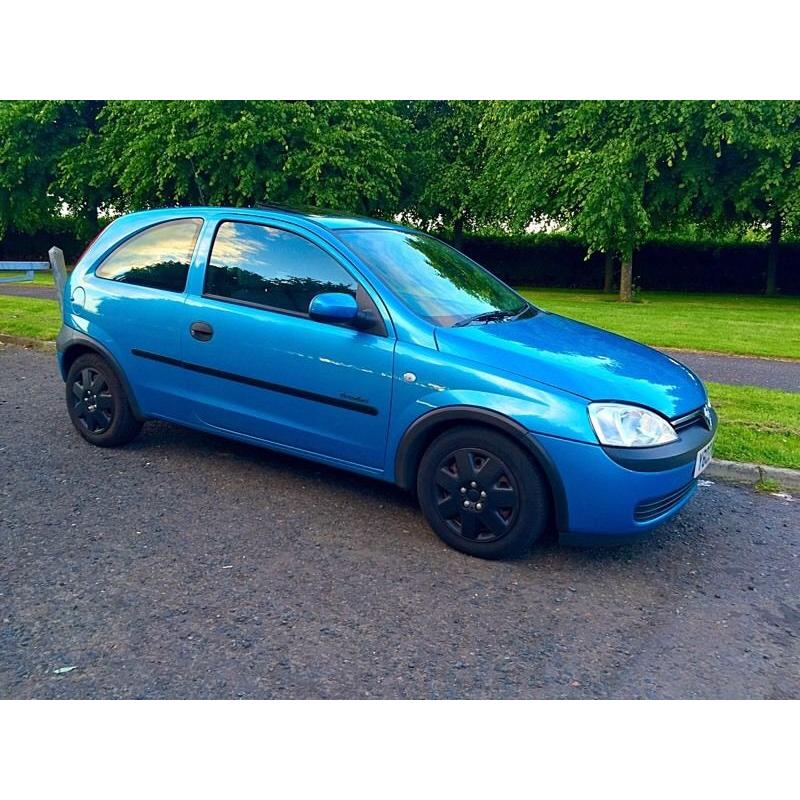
[190,321,214,342]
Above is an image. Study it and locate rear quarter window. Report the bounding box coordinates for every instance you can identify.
[95,218,202,293]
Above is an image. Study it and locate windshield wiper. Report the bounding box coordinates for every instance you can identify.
[453,304,529,327]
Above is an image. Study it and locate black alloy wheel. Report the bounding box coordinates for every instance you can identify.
[417,425,550,559]
[433,447,519,543]
[71,366,114,434]
[65,353,142,447]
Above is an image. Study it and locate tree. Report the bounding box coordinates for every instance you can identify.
[482,101,703,301]
[602,252,616,294]
[0,101,107,238]
[281,101,410,216]
[400,101,490,249]
[96,101,291,209]
[98,101,410,217]
[688,101,800,295]
[53,101,118,237]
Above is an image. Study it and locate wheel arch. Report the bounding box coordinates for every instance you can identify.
[393,405,569,531]
[59,330,145,421]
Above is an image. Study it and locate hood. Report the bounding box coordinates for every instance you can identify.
[435,311,706,419]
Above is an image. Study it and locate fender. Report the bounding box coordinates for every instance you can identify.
[393,405,569,531]
[56,325,146,421]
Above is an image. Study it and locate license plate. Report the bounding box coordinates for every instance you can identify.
[694,439,714,477]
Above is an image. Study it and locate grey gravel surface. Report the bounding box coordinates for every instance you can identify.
[1,345,799,699]
[662,348,800,393]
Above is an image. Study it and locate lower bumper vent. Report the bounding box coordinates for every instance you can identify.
[634,481,695,522]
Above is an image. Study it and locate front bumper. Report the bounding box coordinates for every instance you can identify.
[534,407,717,544]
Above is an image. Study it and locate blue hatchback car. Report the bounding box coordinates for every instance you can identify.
[57,205,717,558]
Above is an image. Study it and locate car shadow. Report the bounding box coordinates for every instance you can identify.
[133,418,418,509]
[128,418,676,565]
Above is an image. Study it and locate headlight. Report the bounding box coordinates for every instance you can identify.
[588,402,678,447]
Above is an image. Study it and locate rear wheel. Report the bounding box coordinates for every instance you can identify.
[417,426,550,559]
[65,353,142,447]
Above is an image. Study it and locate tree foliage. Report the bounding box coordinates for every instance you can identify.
[687,101,800,293]
[97,100,409,216]
[281,101,410,214]
[482,101,716,299]
[400,101,490,247]
[692,102,800,228]
[482,100,800,297]
[1,99,799,296]
[0,101,108,237]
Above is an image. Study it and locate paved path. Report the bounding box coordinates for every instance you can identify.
[1,345,798,699]
[0,283,56,300]
[663,349,800,393]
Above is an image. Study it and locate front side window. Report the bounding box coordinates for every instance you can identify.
[205,221,357,314]
[96,218,202,293]
[337,229,528,326]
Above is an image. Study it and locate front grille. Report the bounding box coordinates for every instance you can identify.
[634,481,695,522]
[672,406,705,432]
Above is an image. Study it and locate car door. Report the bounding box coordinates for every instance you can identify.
[81,217,203,420]
[181,219,396,472]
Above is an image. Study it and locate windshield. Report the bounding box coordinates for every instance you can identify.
[337,229,530,326]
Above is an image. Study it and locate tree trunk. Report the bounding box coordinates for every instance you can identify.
[766,214,782,296]
[85,203,99,235]
[603,252,615,293]
[453,216,464,251]
[619,251,633,302]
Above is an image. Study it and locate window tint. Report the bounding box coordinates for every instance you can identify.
[96,218,202,293]
[205,221,357,314]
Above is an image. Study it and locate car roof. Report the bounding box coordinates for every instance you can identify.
[117,205,414,234]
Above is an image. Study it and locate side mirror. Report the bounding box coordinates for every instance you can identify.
[308,292,359,324]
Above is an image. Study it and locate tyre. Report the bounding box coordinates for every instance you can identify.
[417,425,550,559]
[65,353,142,447]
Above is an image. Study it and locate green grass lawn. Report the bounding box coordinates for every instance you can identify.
[0,295,60,340]
[519,288,800,360]
[707,382,800,470]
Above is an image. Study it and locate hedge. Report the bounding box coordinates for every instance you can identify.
[462,233,800,295]
[2,225,798,295]
[0,223,88,264]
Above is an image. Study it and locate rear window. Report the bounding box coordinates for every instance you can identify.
[95,218,202,293]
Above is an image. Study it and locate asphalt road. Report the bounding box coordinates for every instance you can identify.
[662,348,800,393]
[1,345,798,699]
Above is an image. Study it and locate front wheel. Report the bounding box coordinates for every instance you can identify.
[65,353,142,447]
[417,426,550,559]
